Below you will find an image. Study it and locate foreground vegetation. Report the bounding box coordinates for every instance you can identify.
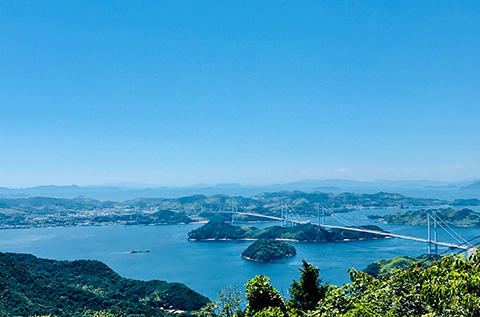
[0,252,209,316]
[241,239,296,262]
[188,221,388,242]
[383,208,480,227]
[198,251,480,316]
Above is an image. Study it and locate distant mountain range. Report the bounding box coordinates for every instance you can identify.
[460,181,480,191]
[0,179,478,201]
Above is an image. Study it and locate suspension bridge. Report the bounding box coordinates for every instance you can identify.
[226,198,478,258]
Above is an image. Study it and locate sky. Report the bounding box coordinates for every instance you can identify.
[1,1,479,188]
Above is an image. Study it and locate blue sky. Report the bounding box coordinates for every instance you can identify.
[1,1,479,187]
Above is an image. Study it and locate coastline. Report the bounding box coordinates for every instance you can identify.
[240,253,296,263]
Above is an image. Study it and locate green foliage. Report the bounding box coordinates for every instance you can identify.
[189,222,386,243]
[242,239,296,262]
[190,302,218,317]
[315,251,480,316]
[237,251,480,316]
[188,220,247,240]
[218,285,242,317]
[289,260,326,313]
[84,311,117,317]
[249,225,330,242]
[0,252,209,316]
[245,275,287,316]
[251,307,285,317]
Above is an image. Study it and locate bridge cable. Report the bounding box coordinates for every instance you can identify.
[434,220,467,247]
[320,203,358,227]
[322,209,356,228]
[325,205,359,227]
[233,197,255,214]
[435,216,471,246]
[285,202,306,223]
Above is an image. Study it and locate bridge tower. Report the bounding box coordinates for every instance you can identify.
[316,204,320,227]
[316,204,326,227]
[231,199,238,224]
[280,200,289,227]
[427,210,438,255]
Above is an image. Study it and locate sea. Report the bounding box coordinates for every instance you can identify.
[1,206,479,301]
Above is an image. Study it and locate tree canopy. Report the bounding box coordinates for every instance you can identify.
[207,250,480,316]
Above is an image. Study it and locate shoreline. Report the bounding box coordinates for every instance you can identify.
[240,253,296,263]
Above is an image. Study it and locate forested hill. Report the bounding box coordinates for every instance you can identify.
[188,221,388,242]
[0,252,209,316]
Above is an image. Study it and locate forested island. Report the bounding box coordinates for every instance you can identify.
[187,221,388,242]
[381,208,480,227]
[0,252,209,316]
[241,239,296,262]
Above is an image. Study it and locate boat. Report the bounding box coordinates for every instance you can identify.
[130,249,150,253]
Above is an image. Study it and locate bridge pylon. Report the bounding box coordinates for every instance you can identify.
[231,199,238,224]
[427,210,438,255]
[280,201,286,227]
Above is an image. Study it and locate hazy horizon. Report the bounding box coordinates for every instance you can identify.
[2,177,479,190]
[1,2,479,188]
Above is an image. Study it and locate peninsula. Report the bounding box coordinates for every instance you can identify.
[363,254,439,277]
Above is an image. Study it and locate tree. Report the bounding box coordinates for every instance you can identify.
[191,302,218,317]
[288,260,325,313]
[218,285,242,317]
[245,275,286,316]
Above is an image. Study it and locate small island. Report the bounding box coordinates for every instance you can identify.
[381,208,480,227]
[241,239,296,262]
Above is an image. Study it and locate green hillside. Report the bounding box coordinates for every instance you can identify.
[0,252,209,316]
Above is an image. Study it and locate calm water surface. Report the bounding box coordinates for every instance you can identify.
[1,207,479,300]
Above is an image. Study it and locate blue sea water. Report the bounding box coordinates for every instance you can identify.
[0,207,479,301]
